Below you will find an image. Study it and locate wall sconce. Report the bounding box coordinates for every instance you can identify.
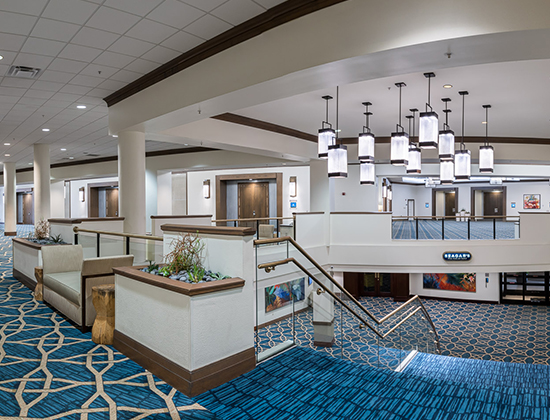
[289,176,297,197]
[203,179,211,199]
[79,187,85,202]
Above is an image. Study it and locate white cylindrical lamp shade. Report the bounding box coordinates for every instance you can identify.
[440,161,454,185]
[327,144,348,178]
[406,144,421,174]
[455,149,471,180]
[390,132,409,166]
[419,111,438,149]
[358,132,375,162]
[318,128,335,159]
[439,130,455,161]
[360,162,375,185]
[479,145,494,174]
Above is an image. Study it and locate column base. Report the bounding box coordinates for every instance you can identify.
[4,231,16,236]
[313,319,334,347]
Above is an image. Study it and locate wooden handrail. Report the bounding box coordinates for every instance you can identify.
[73,226,163,241]
[213,216,294,223]
[392,215,519,220]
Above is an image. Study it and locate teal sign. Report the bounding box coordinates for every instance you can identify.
[443,252,471,261]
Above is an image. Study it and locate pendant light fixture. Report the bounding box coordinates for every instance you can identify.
[440,160,454,185]
[328,86,348,178]
[406,110,421,174]
[439,98,455,161]
[479,104,494,173]
[318,95,335,159]
[455,91,471,180]
[358,102,375,162]
[390,82,409,166]
[419,72,438,149]
[360,161,375,185]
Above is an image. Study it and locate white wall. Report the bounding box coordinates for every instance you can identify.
[332,164,379,212]
[70,176,118,219]
[156,171,172,216]
[506,182,550,216]
[410,272,499,302]
[50,181,64,218]
[145,167,157,233]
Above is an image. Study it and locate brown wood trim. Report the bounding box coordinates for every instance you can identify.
[161,224,256,236]
[418,295,498,305]
[13,268,37,291]
[276,173,283,219]
[470,186,506,218]
[113,266,245,297]
[49,217,125,224]
[330,212,392,215]
[431,187,459,217]
[212,113,316,142]
[146,147,213,157]
[113,330,255,397]
[48,218,83,224]
[293,211,324,215]
[13,237,43,250]
[104,0,350,107]
[151,214,212,219]
[217,173,279,181]
[4,231,17,236]
[517,211,550,214]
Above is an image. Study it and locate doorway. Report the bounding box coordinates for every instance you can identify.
[432,188,458,217]
[471,187,506,218]
[406,199,415,219]
[237,182,269,227]
[88,182,119,218]
[17,191,34,225]
[500,271,548,305]
[343,272,410,301]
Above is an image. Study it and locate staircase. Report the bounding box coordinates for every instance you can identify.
[196,346,550,420]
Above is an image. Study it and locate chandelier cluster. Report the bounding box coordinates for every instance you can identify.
[317,73,495,185]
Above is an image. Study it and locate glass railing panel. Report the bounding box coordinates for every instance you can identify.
[469,219,494,240]
[495,218,519,240]
[392,218,416,240]
[443,218,468,240]
[98,234,124,258]
[77,232,98,259]
[417,219,442,240]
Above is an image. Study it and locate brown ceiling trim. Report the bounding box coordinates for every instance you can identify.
[212,113,317,142]
[104,0,350,107]
[340,136,550,145]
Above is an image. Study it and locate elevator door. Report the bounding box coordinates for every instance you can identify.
[238,182,269,227]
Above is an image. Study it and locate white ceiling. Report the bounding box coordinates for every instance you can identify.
[0,0,285,169]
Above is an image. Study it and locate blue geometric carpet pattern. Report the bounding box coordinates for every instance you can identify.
[197,346,550,420]
[0,226,217,419]
[392,219,517,240]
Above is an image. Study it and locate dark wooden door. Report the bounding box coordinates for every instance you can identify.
[106,188,119,217]
[23,193,33,225]
[391,273,410,302]
[484,191,503,217]
[238,182,269,227]
[362,273,392,297]
[445,192,456,216]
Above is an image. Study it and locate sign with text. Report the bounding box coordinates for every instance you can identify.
[443,252,471,262]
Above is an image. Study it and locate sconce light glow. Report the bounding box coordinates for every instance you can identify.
[79,187,85,202]
[289,176,297,197]
[203,179,211,199]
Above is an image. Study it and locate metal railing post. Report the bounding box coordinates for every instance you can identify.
[415,217,419,240]
[96,233,100,257]
[493,217,496,239]
[441,217,445,240]
[256,220,259,238]
[276,219,280,238]
[468,217,471,240]
[126,236,130,255]
[234,220,237,227]
[74,233,78,245]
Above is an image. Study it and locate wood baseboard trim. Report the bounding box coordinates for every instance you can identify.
[113,330,255,397]
[4,231,16,236]
[418,295,498,305]
[13,268,37,291]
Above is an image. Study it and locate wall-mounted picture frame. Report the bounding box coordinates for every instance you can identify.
[523,194,541,209]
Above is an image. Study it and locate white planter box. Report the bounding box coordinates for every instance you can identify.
[12,238,42,291]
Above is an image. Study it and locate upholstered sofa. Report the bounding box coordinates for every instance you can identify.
[41,244,133,331]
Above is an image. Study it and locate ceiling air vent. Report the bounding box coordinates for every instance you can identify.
[7,65,42,79]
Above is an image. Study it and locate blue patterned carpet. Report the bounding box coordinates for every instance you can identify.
[392,219,517,240]
[0,226,217,419]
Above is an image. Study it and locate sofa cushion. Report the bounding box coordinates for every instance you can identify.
[43,271,81,306]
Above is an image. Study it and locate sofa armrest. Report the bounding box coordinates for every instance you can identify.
[82,255,134,277]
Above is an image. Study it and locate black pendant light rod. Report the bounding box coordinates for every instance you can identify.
[483,104,491,146]
[409,108,418,137]
[406,115,413,136]
[442,98,451,130]
[459,91,469,150]
[395,82,406,132]
[321,95,333,129]
[362,101,372,133]
[424,72,435,112]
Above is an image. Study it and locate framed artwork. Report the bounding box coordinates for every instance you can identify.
[423,273,476,293]
[523,194,540,209]
[265,278,305,313]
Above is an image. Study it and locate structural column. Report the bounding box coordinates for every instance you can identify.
[34,144,51,223]
[118,131,146,234]
[3,162,16,236]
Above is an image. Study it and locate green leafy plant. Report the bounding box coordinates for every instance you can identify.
[49,234,64,244]
[145,260,159,273]
[164,232,205,275]
[189,264,205,283]
[211,272,230,280]
[159,266,171,277]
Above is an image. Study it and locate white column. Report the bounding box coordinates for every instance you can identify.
[118,131,146,234]
[33,144,50,223]
[3,162,16,236]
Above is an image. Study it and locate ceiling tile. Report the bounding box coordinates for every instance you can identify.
[93,51,135,68]
[0,87,27,97]
[44,99,74,109]
[123,58,158,74]
[31,80,65,92]
[183,14,232,39]
[180,0,227,12]
[104,0,164,17]
[147,0,204,29]
[86,87,114,98]
[69,74,104,87]
[0,0,48,15]
[76,96,105,105]
[0,12,37,36]
[110,69,142,83]
[30,18,81,42]
[39,70,75,83]
[86,6,142,35]
[253,0,285,8]
[13,53,54,69]
[0,33,27,52]
[17,97,47,106]
[51,92,84,102]
[125,18,178,44]
[141,45,180,64]
[211,0,264,26]
[0,95,21,105]
[107,36,155,57]
[58,44,103,63]
[80,63,119,79]
[24,89,55,100]
[42,0,99,25]
[59,84,92,95]
[1,78,34,88]
[21,37,66,57]
[71,27,120,49]
[161,30,203,52]
[48,58,88,73]
[97,79,127,91]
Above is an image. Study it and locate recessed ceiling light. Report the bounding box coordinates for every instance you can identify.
[443,84,453,89]
[4,142,10,146]
[0,56,4,60]
[4,154,10,157]
[42,128,50,132]
[184,143,189,146]
[69,157,74,160]
[335,129,342,132]
[482,121,487,124]
[112,134,118,138]
[61,148,67,151]
[76,105,86,109]
[28,162,32,165]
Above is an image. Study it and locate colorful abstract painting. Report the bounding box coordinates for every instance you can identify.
[265,278,305,312]
[523,194,541,209]
[423,273,476,292]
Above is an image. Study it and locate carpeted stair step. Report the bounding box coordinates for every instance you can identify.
[196,346,550,420]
